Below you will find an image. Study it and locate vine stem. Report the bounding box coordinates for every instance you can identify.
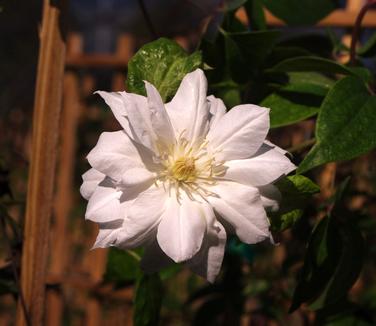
[287,138,316,153]
[350,0,376,65]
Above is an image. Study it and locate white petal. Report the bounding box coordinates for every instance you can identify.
[144,81,175,146]
[258,184,281,212]
[140,239,174,274]
[157,193,208,263]
[121,167,156,188]
[87,131,153,182]
[264,140,288,155]
[92,221,123,249]
[80,168,105,200]
[207,104,270,161]
[95,91,131,134]
[223,145,296,186]
[85,178,122,223]
[121,92,158,153]
[165,69,209,142]
[208,95,227,130]
[207,181,270,244]
[122,185,167,243]
[186,209,226,283]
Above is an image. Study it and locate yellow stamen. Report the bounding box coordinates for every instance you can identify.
[170,157,197,182]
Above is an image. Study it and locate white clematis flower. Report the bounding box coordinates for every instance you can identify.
[80,69,295,282]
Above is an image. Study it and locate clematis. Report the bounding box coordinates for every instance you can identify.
[80,69,295,282]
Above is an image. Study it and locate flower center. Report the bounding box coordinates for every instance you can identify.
[155,131,226,201]
[170,157,197,182]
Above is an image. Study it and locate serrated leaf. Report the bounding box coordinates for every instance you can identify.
[262,0,336,26]
[127,38,202,101]
[298,76,376,173]
[104,248,141,284]
[133,273,163,326]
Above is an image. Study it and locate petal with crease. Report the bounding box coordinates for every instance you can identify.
[80,168,105,200]
[95,91,131,134]
[223,145,296,186]
[157,193,208,263]
[207,181,270,244]
[85,178,122,223]
[186,206,226,283]
[207,104,269,161]
[208,95,227,130]
[145,81,175,146]
[121,92,158,153]
[87,131,152,182]
[125,185,167,241]
[92,220,123,249]
[165,69,209,141]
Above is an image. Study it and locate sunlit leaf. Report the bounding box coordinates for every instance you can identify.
[127,38,202,101]
[298,76,376,173]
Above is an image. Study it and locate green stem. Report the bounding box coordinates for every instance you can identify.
[126,249,141,262]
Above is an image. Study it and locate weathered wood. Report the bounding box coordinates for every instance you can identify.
[16,0,67,325]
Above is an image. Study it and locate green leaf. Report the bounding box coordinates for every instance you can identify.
[298,76,376,173]
[310,223,364,310]
[133,273,163,326]
[271,175,320,232]
[283,72,335,96]
[127,38,202,101]
[271,56,356,76]
[104,248,141,284]
[228,30,280,74]
[210,79,243,108]
[262,0,336,26]
[290,182,364,313]
[262,91,322,128]
[263,72,334,128]
[289,216,339,312]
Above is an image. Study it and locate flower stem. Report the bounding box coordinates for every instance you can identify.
[349,0,376,65]
[287,138,316,153]
[126,249,142,262]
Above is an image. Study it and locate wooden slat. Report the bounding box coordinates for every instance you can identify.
[45,33,83,326]
[16,0,67,325]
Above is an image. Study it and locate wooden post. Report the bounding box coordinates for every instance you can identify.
[45,33,82,326]
[16,0,67,325]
